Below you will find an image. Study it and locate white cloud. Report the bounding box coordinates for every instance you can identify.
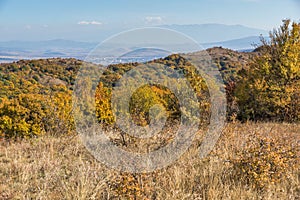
[145,16,163,24]
[78,21,102,25]
[25,25,31,30]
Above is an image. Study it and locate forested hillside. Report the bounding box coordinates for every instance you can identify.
[0,48,253,138]
[0,20,299,139]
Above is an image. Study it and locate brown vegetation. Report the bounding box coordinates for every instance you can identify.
[0,122,299,199]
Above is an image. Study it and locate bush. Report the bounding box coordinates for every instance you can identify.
[231,135,298,189]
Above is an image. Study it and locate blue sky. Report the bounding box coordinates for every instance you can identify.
[0,0,299,41]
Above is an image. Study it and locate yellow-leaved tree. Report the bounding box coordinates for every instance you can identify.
[235,20,300,122]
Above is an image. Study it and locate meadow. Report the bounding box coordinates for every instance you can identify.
[0,122,299,199]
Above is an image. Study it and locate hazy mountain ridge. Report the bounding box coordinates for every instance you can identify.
[160,23,267,43]
[0,23,267,63]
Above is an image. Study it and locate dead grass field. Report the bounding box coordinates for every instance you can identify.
[0,122,299,200]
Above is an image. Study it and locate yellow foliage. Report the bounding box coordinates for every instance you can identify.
[236,20,300,122]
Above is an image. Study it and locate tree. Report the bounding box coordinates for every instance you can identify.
[235,20,300,122]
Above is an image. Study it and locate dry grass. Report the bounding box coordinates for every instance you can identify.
[0,122,299,199]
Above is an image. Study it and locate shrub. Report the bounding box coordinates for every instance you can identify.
[231,135,298,189]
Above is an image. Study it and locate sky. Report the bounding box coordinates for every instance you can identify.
[0,0,299,42]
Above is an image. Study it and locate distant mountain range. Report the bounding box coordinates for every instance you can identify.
[160,23,267,44]
[0,24,268,63]
[202,36,263,50]
[0,39,96,63]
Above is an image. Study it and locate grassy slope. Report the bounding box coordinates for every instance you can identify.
[0,122,299,199]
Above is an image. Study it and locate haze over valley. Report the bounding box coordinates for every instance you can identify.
[0,23,267,63]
